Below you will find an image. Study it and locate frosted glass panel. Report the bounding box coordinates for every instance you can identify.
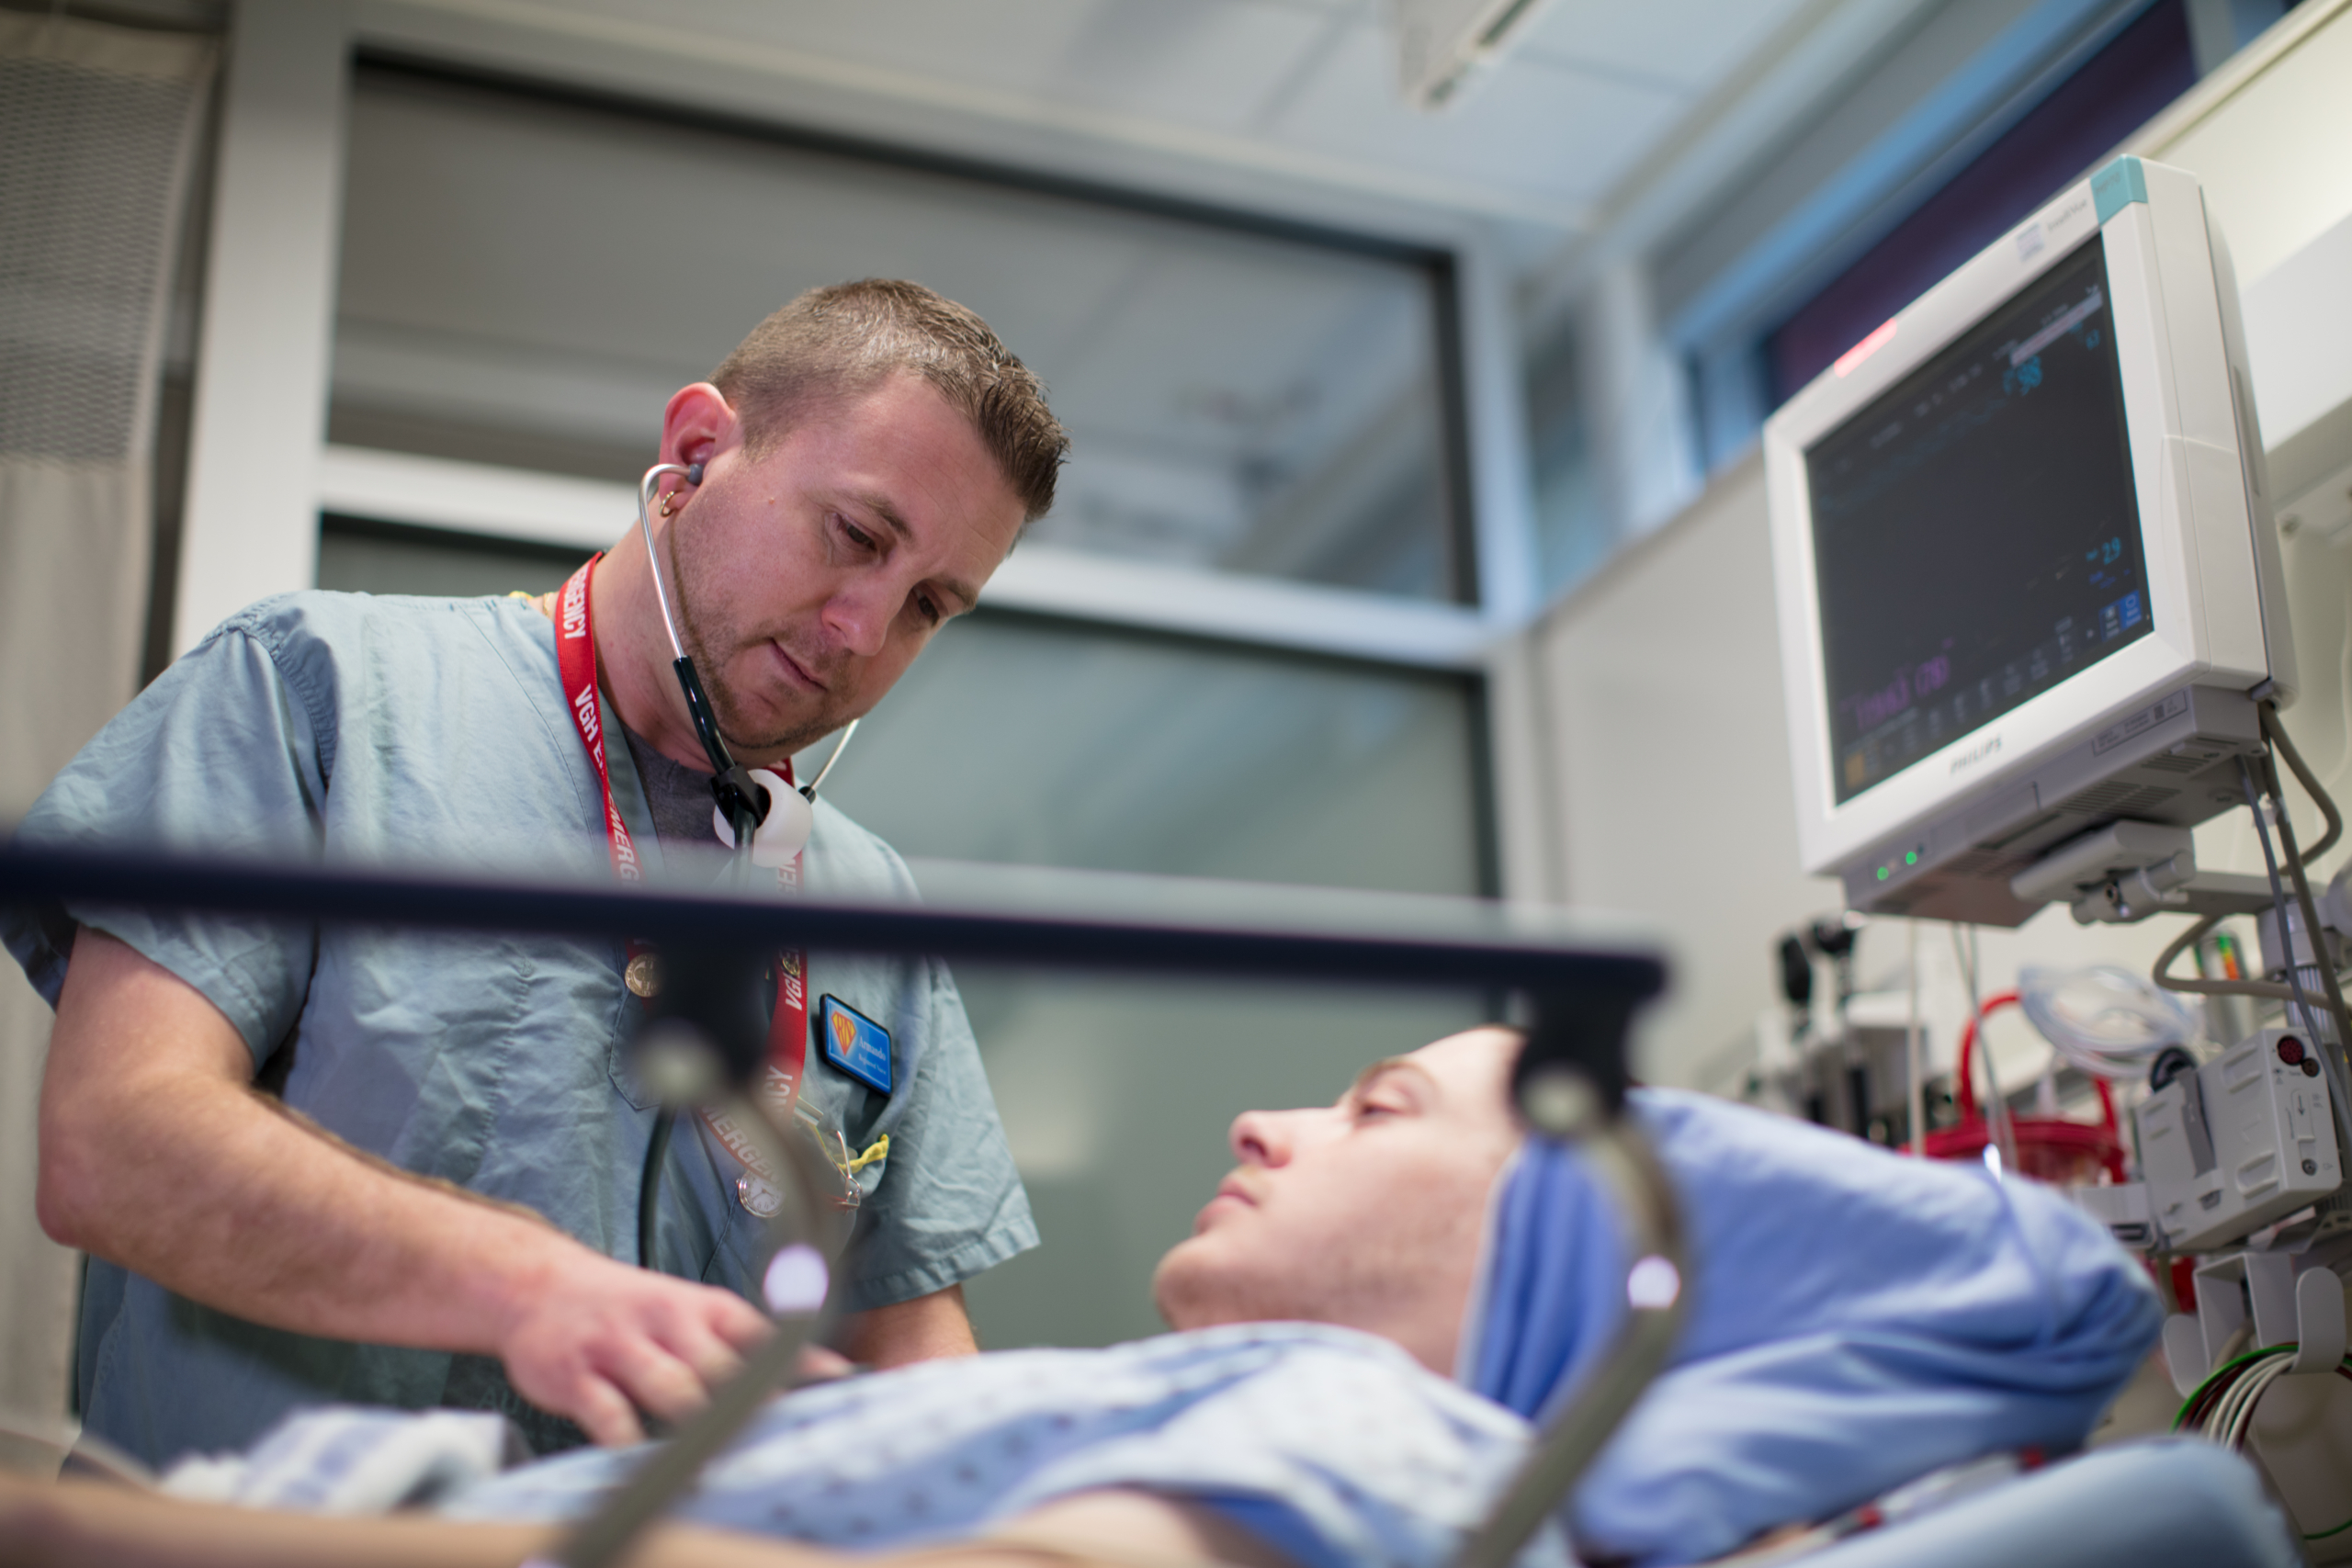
[791,614,1489,1348]
[331,65,1465,603]
[789,615,1485,895]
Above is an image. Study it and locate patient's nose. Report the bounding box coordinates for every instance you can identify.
[1228,1108,1289,1167]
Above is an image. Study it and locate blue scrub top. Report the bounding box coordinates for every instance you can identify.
[5,591,1037,1466]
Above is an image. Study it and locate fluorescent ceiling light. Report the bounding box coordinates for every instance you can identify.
[1392,0,1562,110]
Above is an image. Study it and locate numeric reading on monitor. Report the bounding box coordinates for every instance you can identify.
[1807,235,2148,805]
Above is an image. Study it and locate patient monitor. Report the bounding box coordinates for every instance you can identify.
[1764,156,2294,926]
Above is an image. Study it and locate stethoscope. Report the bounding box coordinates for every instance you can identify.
[633,460,862,1276]
[635,460,861,866]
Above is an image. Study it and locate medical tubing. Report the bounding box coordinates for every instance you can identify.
[635,466,693,663]
[1954,993,2122,1172]
[631,463,769,838]
[1954,993,2023,1123]
[2271,775,2352,1168]
[1448,1117,1688,1568]
[2254,705,2352,1127]
[551,1089,845,1568]
[801,718,860,803]
[1952,928,2020,1171]
[1906,920,1926,1157]
[2019,969,2197,1081]
[637,790,767,1269]
[637,1110,676,1269]
[2240,759,2352,1157]
[2154,911,2295,1002]
[2264,752,2352,1054]
[628,457,772,1284]
[2263,700,2343,865]
[2242,756,2322,1047]
[627,461,773,852]
[2175,1344,2352,1515]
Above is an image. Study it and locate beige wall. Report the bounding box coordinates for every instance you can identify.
[2142,0,2352,286]
[1529,455,1836,1083]
[1528,0,2352,1090]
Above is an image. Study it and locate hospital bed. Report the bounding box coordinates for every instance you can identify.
[0,842,2304,1568]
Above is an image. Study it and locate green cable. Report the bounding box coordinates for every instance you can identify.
[2174,1345,2352,1540]
[2171,1344,2301,1431]
[2170,1342,2352,1539]
[2172,1348,2352,1435]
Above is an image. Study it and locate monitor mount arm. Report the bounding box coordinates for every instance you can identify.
[2010,819,2275,927]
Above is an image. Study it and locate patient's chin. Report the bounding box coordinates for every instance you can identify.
[1150,1241,1206,1330]
[1150,1236,1255,1332]
[1153,1236,1321,1339]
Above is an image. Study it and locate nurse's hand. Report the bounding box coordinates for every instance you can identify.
[493,1249,772,1446]
[794,1344,858,1382]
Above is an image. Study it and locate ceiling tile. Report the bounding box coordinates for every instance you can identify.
[1261,19,1689,207]
[554,0,1343,136]
[1517,0,1819,94]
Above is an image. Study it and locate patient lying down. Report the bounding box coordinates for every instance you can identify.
[0,1027,2161,1568]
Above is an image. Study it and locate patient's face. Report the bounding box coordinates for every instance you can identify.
[1151,1026,1523,1375]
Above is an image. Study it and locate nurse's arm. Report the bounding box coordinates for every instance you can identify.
[35,928,772,1447]
[842,1283,979,1366]
[0,1476,1293,1568]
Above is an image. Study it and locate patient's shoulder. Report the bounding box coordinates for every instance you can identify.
[1633,1085,2009,1223]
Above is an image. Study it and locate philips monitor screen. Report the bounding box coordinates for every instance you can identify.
[1806,234,2149,806]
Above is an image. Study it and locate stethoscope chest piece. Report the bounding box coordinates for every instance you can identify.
[713,767,812,866]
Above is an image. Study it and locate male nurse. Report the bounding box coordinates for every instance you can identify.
[8,279,1063,1467]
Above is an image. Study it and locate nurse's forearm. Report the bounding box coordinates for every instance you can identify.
[842,1284,979,1367]
[0,1474,831,1568]
[0,1479,1272,1568]
[38,931,768,1443]
[41,930,595,1348]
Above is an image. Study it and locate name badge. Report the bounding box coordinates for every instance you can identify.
[818,995,893,1095]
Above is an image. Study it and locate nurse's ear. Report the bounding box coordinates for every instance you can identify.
[658,382,737,479]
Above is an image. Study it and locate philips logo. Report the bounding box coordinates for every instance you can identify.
[1951,736,2002,774]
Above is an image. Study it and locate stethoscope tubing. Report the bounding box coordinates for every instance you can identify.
[633,461,859,807]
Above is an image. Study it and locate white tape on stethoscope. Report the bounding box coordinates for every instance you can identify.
[707,719,860,864]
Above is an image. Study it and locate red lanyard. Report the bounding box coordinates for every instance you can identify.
[555,558,644,886]
[556,557,809,1126]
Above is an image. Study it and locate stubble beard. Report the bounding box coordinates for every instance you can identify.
[668,519,841,759]
[1151,1228,1365,1335]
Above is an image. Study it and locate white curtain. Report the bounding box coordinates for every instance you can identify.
[0,12,215,1427]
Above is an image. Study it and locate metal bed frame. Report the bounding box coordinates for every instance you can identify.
[0,842,1683,1568]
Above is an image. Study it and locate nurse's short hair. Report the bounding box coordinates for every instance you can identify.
[712,279,1068,523]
